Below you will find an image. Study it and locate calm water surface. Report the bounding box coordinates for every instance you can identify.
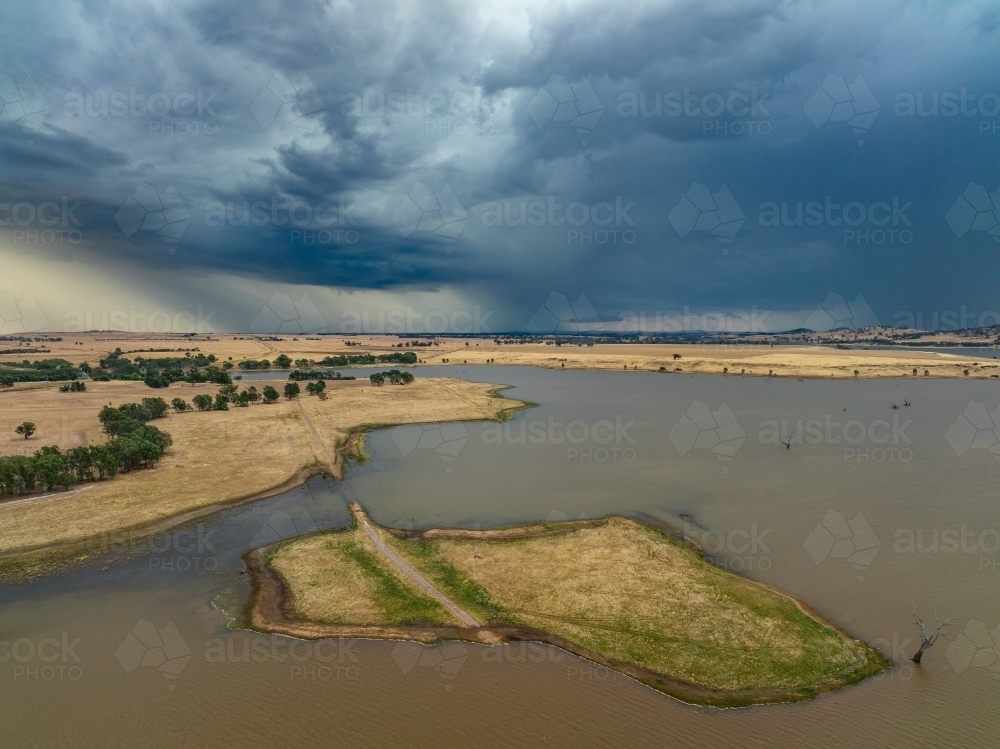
[2,367,998,747]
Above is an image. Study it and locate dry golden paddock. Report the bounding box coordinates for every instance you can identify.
[0,376,523,559]
[1,330,995,378]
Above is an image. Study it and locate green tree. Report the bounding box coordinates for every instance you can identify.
[142,397,168,418]
[274,354,292,368]
[171,397,189,412]
[192,394,213,411]
[246,386,260,404]
[262,385,279,404]
[15,422,36,440]
[213,394,230,410]
[369,373,385,386]
[218,383,239,402]
[284,382,300,400]
[305,380,326,396]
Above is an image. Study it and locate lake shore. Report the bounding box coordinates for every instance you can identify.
[0,377,529,580]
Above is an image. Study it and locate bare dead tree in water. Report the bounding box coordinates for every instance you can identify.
[911,603,952,664]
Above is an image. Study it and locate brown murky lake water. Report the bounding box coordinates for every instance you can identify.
[2,367,998,747]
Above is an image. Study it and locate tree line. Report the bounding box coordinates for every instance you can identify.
[369,370,415,385]
[0,398,172,497]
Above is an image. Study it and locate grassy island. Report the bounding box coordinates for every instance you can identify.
[254,508,888,707]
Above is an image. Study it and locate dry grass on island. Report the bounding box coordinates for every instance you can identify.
[260,512,888,706]
[0,376,524,565]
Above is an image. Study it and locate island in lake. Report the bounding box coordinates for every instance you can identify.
[246,502,889,707]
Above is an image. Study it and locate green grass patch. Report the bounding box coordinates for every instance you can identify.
[339,538,452,626]
[387,537,518,625]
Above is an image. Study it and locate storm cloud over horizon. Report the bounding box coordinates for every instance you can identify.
[1,0,999,334]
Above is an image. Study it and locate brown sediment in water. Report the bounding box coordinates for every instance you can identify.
[244,511,890,709]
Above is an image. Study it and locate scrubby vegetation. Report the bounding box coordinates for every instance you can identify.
[239,351,417,370]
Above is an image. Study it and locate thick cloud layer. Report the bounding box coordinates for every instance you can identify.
[1,0,999,333]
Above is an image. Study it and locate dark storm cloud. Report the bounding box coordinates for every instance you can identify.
[1,0,999,331]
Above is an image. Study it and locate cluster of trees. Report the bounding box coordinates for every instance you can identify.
[237,359,271,370]
[287,369,356,381]
[176,384,281,412]
[59,381,87,392]
[320,352,417,366]
[87,349,231,388]
[237,351,418,371]
[0,358,80,383]
[369,370,415,386]
[0,402,172,497]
